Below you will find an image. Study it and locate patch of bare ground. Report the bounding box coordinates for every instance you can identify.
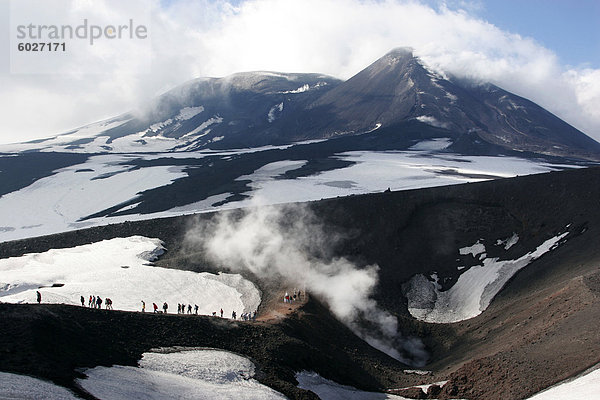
[257,290,308,322]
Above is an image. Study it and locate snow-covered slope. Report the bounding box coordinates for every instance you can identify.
[0,236,260,316]
[0,146,574,243]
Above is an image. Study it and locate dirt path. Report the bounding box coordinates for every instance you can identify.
[257,290,308,322]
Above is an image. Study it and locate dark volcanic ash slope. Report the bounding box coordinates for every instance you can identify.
[1,167,600,399]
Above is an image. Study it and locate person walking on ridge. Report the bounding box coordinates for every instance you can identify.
[36,291,41,304]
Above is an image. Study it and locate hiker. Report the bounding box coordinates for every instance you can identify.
[177,304,181,314]
[105,298,113,310]
[220,308,223,318]
[92,296,96,308]
[252,311,257,320]
[232,311,236,320]
[141,300,146,312]
[188,304,192,314]
[80,296,85,306]
[153,303,158,313]
[97,296,102,309]
[194,304,199,314]
[163,302,168,313]
[36,291,41,304]
[89,295,92,307]
[212,311,216,316]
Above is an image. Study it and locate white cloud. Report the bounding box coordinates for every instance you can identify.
[0,0,599,144]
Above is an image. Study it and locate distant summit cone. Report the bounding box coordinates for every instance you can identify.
[307,49,600,160]
[309,47,427,132]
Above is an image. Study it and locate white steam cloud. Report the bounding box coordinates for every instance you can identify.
[187,200,428,366]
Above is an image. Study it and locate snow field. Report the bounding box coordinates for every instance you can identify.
[0,236,260,316]
[0,154,188,242]
[526,364,600,399]
[78,349,287,400]
[0,148,573,243]
[406,232,568,323]
[0,372,79,399]
[231,151,572,211]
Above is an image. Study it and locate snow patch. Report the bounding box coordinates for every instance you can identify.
[459,240,486,258]
[281,81,329,94]
[267,102,284,123]
[79,349,286,399]
[406,232,568,323]
[497,233,519,250]
[0,372,79,399]
[176,106,204,121]
[183,116,223,138]
[283,83,310,93]
[237,160,307,186]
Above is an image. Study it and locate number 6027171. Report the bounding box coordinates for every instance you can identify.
[17,42,66,51]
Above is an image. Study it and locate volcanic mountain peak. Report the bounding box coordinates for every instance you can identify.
[2,48,599,160]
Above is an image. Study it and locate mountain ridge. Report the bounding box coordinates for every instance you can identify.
[3,48,599,161]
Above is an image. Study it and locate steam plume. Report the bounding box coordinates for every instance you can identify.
[186,200,428,366]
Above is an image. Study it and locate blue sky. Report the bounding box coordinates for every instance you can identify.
[474,0,600,67]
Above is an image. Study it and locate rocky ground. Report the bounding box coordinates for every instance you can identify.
[0,298,425,399]
[2,166,600,399]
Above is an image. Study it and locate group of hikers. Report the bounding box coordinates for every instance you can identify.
[33,291,261,321]
[147,301,170,314]
[283,289,302,303]
[177,303,198,314]
[34,291,113,310]
[140,300,257,321]
[83,294,112,309]
[236,311,256,321]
